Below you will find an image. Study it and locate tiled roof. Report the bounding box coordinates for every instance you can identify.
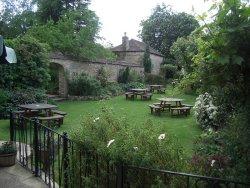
[111,39,163,57]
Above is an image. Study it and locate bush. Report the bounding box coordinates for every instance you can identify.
[145,74,165,84]
[194,93,218,130]
[104,82,123,96]
[1,35,50,90]
[69,73,102,96]
[96,66,109,87]
[161,64,178,80]
[121,82,145,92]
[117,67,130,83]
[70,107,186,185]
[0,88,46,119]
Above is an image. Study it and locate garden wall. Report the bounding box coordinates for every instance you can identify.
[50,53,144,97]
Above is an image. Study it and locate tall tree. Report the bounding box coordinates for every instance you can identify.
[140,4,199,61]
[143,45,152,73]
[0,0,36,38]
[36,0,91,23]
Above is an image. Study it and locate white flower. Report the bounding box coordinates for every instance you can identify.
[158,133,165,140]
[211,159,216,167]
[107,139,115,147]
[133,146,138,151]
[93,117,100,122]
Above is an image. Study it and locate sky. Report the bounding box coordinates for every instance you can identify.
[89,0,214,47]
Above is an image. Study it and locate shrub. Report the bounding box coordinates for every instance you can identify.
[121,82,145,92]
[104,82,123,96]
[145,74,165,84]
[69,73,102,96]
[0,142,16,154]
[194,93,218,130]
[70,107,186,185]
[117,67,130,83]
[0,88,46,119]
[96,66,109,87]
[1,35,50,90]
[161,64,178,80]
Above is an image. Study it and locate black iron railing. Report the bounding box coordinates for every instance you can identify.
[9,112,249,188]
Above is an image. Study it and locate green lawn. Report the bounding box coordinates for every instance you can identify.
[0,91,201,156]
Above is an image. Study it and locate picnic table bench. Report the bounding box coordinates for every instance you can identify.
[170,107,191,116]
[38,115,64,127]
[125,92,135,100]
[141,93,152,100]
[52,110,67,116]
[149,105,162,116]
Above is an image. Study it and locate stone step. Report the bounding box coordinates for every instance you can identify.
[52,97,67,102]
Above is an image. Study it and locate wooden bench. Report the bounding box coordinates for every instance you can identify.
[149,105,162,116]
[52,110,67,116]
[38,115,64,127]
[141,93,152,100]
[171,107,191,116]
[181,104,193,114]
[125,92,134,100]
[157,88,166,94]
[153,102,171,111]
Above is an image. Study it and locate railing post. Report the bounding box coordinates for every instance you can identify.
[9,110,14,142]
[116,163,124,188]
[34,118,39,177]
[63,132,69,188]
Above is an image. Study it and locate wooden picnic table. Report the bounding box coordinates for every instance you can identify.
[131,88,148,93]
[157,97,184,107]
[149,85,163,90]
[18,103,57,117]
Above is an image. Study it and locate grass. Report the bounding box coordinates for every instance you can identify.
[0,89,201,156]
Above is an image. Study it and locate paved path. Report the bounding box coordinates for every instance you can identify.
[0,163,48,188]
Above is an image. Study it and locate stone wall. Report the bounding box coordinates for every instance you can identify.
[50,54,144,96]
[114,51,163,75]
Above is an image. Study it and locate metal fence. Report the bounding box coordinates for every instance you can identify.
[10,112,249,188]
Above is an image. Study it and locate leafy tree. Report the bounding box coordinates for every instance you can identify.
[0,0,37,38]
[170,35,198,73]
[140,4,199,60]
[0,36,50,89]
[36,0,91,23]
[143,45,152,73]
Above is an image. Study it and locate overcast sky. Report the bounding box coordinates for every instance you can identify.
[89,0,214,46]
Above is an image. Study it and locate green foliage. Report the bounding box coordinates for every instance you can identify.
[70,107,186,185]
[144,74,165,84]
[0,0,36,38]
[170,35,198,73]
[0,141,16,154]
[0,88,46,119]
[140,4,199,59]
[117,67,143,84]
[117,67,130,84]
[161,64,178,80]
[0,35,50,89]
[96,66,109,87]
[143,45,152,73]
[68,72,102,96]
[28,10,115,61]
[121,82,145,92]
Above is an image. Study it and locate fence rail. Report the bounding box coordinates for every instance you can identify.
[9,112,249,188]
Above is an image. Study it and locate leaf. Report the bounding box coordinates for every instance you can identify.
[232,56,244,65]
[217,55,230,65]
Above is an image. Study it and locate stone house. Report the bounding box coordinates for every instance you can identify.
[111,34,163,74]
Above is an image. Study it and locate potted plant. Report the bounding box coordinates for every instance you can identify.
[0,141,17,167]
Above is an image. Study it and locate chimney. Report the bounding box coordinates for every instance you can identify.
[122,32,129,51]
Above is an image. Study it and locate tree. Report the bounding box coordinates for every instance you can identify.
[170,35,198,73]
[36,0,91,23]
[0,0,37,38]
[143,45,152,73]
[140,4,199,60]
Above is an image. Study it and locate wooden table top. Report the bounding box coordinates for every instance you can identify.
[149,85,163,87]
[157,98,184,102]
[18,103,57,110]
[131,88,147,92]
